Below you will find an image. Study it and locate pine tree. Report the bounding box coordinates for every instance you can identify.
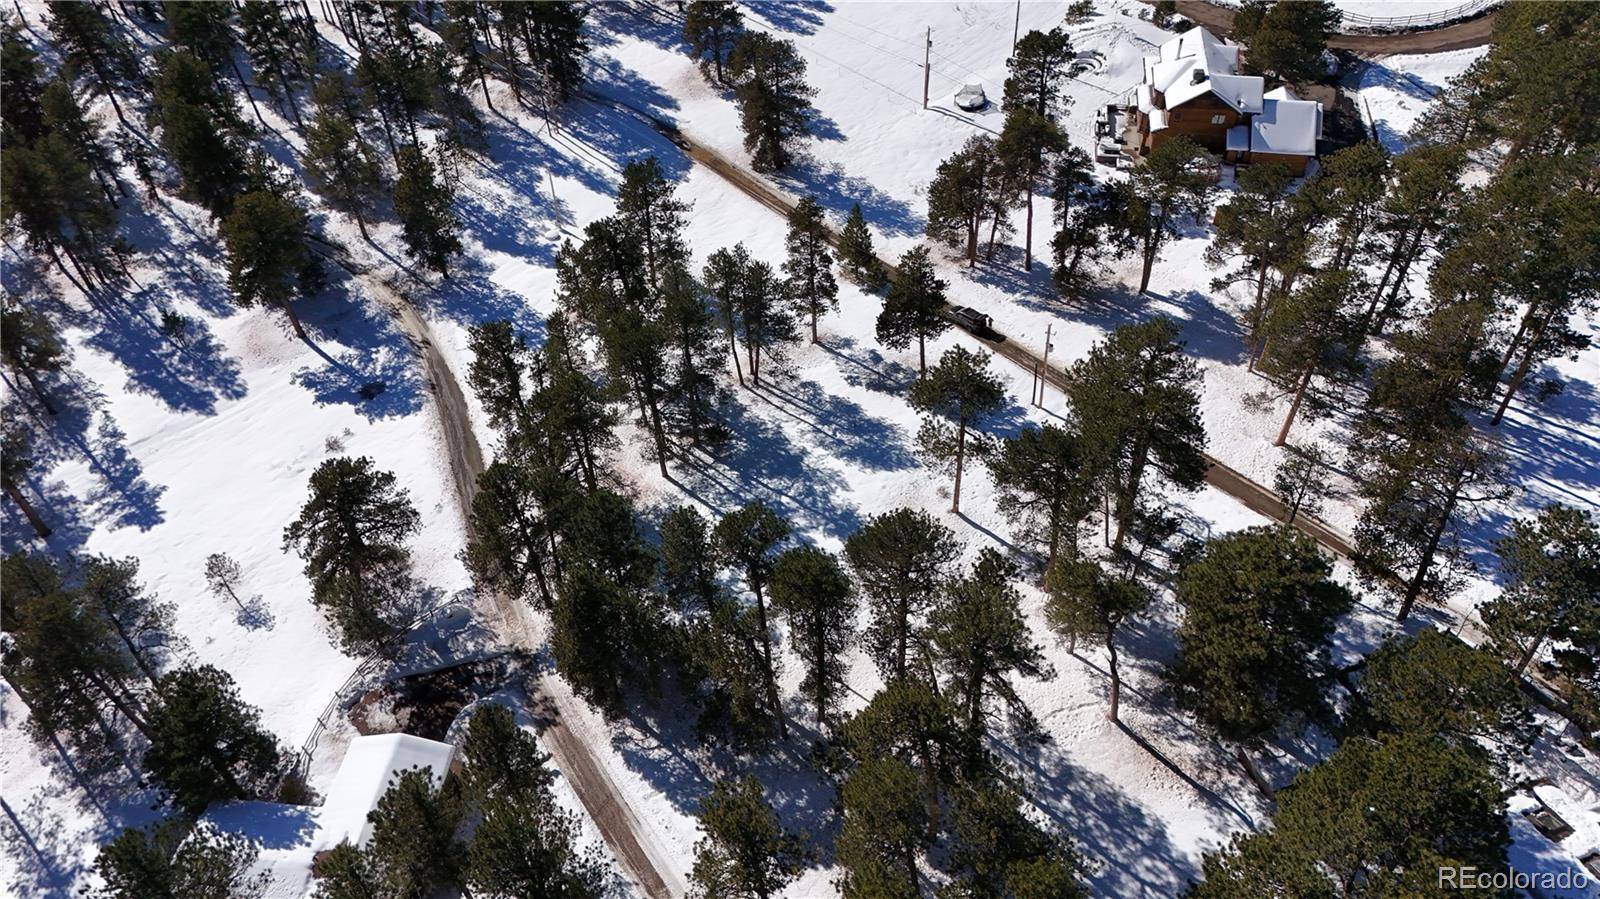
[615,156,690,290]
[928,548,1049,737]
[0,302,65,415]
[1204,162,1298,346]
[366,768,465,899]
[468,793,607,899]
[705,243,752,387]
[999,24,1074,271]
[467,319,538,436]
[551,565,636,715]
[1065,318,1206,551]
[39,78,121,208]
[842,679,969,834]
[1303,141,1390,271]
[874,245,949,377]
[1258,268,1365,446]
[3,553,154,746]
[556,488,656,590]
[660,504,721,615]
[222,191,314,340]
[1229,0,1341,85]
[728,32,815,171]
[689,776,809,899]
[144,664,282,815]
[1186,734,1508,897]
[1,422,51,538]
[522,1,589,109]
[440,2,499,112]
[92,818,270,899]
[1351,629,1530,753]
[1480,504,1600,677]
[165,0,264,126]
[460,704,606,899]
[150,50,249,215]
[312,843,382,899]
[538,313,622,487]
[1,22,47,146]
[1044,559,1152,722]
[394,143,463,276]
[1359,144,1466,335]
[45,1,139,128]
[695,595,777,747]
[783,196,838,343]
[1485,159,1600,426]
[459,702,556,804]
[987,423,1097,568]
[733,257,796,389]
[844,508,960,681]
[926,134,1002,267]
[684,0,745,86]
[79,554,176,684]
[239,1,311,128]
[1003,27,1074,118]
[1352,422,1508,622]
[835,756,927,899]
[659,263,724,448]
[1168,527,1352,793]
[1125,136,1214,294]
[1271,444,1331,528]
[282,456,421,652]
[465,460,558,609]
[945,778,1088,899]
[203,553,249,613]
[1461,2,1600,168]
[2,129,118,284]
[302,88,384,241]
[836,202,885,289]
[909,346,1006,514]
[769,545,857,729]
[712,502,792,739]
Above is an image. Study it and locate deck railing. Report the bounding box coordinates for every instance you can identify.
[1335,0,1499,33]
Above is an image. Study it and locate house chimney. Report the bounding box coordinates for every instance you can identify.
[1191,69,1206,85]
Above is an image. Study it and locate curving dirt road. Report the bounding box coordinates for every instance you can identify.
[319,249,679,899]
[1152,0,1497,54]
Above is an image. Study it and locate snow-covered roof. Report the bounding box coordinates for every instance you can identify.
[313,734,455,851]
[195,735,457,898]
[1142,27,1264,115]
[1246,94,1323,156]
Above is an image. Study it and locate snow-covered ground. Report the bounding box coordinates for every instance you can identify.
[4,1,1597,897]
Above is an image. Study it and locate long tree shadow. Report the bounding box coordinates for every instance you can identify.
[289,269,425,421]
[674,390,863,541]
[746,0,834,36]
[751,377,916,472]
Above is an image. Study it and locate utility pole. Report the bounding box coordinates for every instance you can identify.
[923,27,932,110]
[1012,0,1022,55]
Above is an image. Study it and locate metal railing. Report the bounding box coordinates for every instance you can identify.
[1335,0,1499,33]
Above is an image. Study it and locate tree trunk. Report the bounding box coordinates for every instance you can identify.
[894,596,911,681]
[949,419,967,513]
[724,310,745,387]
[1023,184,1034,270]
[231,58,269,129]
[751,581,788,739]
[1138,233,1157,294]
[1105,633,1121,722]
[1396,472,1464,622]
[966,218,978,268]
[84,669,150,737]
[1236,746,1274,798]
[1275,367,1314,447]
[1112,441,1148,551]
[917,333,926,378]
[283,303,309,341]
[273,62,306,130]
[1514,631,1544,677]
[3,480,51,538]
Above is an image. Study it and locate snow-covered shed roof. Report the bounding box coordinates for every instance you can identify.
[1242,87,1323,156]
[195,735,457,898]
[1143,27,1263,114]
[313,733,455,851]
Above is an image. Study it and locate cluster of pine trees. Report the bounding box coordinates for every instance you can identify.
[682,0,817,171]
[3,550,289,896]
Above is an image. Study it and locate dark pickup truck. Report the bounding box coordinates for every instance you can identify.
[946,305,994,336]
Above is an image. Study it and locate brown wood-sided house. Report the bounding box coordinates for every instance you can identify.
[1131,27,1323,175]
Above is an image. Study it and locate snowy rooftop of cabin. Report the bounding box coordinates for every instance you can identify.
[1227,86,1324,156]
[1142,27,1263,114]
[197,734,455,898]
